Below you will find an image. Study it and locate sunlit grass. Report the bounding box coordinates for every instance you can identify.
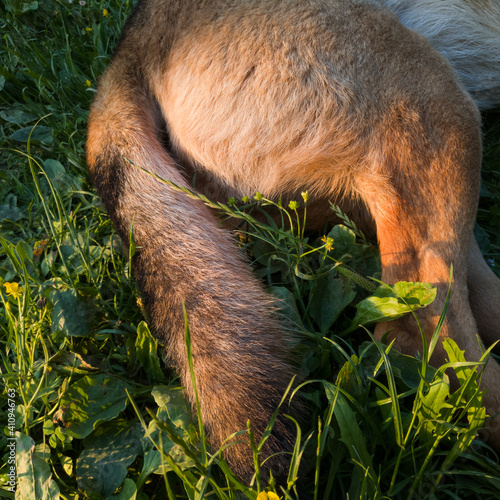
[1,1,500,498]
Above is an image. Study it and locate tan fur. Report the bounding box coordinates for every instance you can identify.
[87,0,500,481]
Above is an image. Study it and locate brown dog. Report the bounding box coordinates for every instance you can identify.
[87,0,500,481]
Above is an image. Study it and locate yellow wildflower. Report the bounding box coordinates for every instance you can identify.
[85,26,93,32]
[4,282,23,300]
[103,8,109,17]
[321,235,334,252]
[257,492,280,500]
[85,79,92,87]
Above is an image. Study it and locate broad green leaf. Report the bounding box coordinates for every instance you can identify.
[16,433,60,500]
[59,455,73,477]
[49,427,72,449]
[56,374,132,439]
[135,321,164,381]
[76,422,142,497]
[142,444,196,477]
[327,225,358,257]
[43,158,66,178]
[112,478,137,499]
[43,159,82,193]
[418,378,452,440]
[10,125,53,145]
[151,386,193,437]
[50,288,99,337]
[323,383,372,465]
[42,420,54,435]
[326,224,380,277]
[346,281,436,333]
[138,386,195,483]
[0,108,36,124]
[443,338,480,387]
[442,338,485,422]
[309,275,356,333]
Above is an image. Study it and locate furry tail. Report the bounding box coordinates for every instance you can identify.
[87,60,299,481]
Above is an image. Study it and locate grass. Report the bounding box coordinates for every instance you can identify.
[1,1,500,498]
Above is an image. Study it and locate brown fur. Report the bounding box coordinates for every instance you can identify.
[87,0,500,481]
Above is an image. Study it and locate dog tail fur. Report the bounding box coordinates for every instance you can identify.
[86,51,299,481]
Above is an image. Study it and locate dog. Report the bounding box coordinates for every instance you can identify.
[87,0,500,481]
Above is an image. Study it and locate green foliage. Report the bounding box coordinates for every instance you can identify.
[76,422,143,497]
[16,433,60,500]
[55,374,133,439]
[1,1,500,498]
[345,281,437,334]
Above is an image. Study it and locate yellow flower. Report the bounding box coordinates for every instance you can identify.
[321,235,334,252]
[103,8,109,17]
[85,79,92,87]
[85,26,93,32]
[257,492,280,500]
[4,282,23,300]
[301,190,309,202]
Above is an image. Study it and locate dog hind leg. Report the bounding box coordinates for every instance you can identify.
[358,94,500,447]
[468,237,500,348]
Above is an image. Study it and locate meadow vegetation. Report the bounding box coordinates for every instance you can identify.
[1,1,500,498]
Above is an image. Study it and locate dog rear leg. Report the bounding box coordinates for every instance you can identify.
[87,68,298,481]
[358,105,500,447]
[468,237,500,347]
